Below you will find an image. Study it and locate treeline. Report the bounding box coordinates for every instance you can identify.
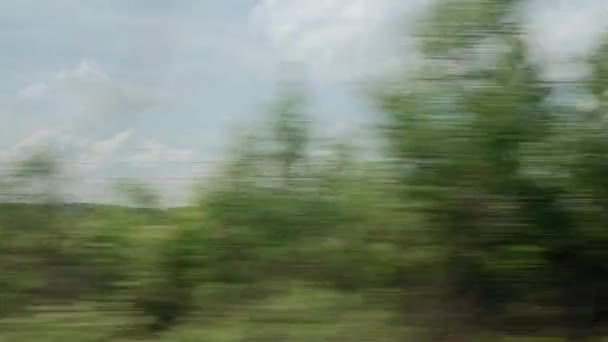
[2,0,608,340]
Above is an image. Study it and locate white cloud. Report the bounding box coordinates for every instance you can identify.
[0,128,86,163]
[55,59,110,83]
[16,82,49,100]
[14,59,158,139]
[77,129,133,166]
[525,0,608,61]
[1,127,199,206]
[523,0,608,81]
[62,131,198,205]
[0,129,54,162]
[250,0,608,83]
[127,139,194,164]
[10,129,54,152]
[249,0,429,82]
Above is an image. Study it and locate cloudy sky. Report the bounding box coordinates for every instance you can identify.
[1,0,607,205]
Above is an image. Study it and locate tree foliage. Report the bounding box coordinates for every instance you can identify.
[2,1,608,340]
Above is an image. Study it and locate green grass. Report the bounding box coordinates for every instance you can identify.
[0,284,415,341]
[1,284,602,341]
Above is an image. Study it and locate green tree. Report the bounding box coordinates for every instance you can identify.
[376,0,608,339]
[114,179,161,209]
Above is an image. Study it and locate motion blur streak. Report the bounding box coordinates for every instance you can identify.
[1,0,608,341]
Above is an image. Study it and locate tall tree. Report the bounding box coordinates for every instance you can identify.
[374,0,608,339]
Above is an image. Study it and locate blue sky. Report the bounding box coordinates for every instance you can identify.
[1,0,607,205]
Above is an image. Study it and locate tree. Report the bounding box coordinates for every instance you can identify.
[377,0,608,339]
[114,179,161,209]
[270,84,310,185]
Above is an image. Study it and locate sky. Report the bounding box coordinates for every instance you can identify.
[1,0,607,206]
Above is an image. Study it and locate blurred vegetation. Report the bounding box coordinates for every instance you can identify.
[2,0,608,340]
